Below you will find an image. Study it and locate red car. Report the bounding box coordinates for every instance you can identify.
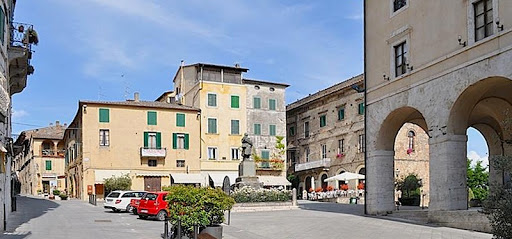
[138,192,169,221]
[129,198,141,214]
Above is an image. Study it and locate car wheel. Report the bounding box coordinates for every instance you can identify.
[126,205,133,212]
[138,215,148,219]
[132,208,138,215]
[157,210,167,221]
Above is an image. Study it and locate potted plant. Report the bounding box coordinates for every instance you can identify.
[327,185,334,191]
[357,182,365,190]
[340,184,349,191]
[37,189,42,195]
[59,193,68,200]
[165,185,235,238]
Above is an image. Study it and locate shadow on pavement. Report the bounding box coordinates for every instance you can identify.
[298,200,364,216]
[1,196,60,239]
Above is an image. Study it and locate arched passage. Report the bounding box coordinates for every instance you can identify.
[367,107,429,214]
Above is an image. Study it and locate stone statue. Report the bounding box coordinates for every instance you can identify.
[241,133,253,161]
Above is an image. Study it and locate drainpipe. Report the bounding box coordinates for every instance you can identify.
[363,0,368,215]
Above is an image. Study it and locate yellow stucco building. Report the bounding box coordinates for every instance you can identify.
[64,95,202,200]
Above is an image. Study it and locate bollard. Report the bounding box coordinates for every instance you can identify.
[164,219,169,239]
[292,188,297,206]
[177,218,182,239]
[193,225,198,239]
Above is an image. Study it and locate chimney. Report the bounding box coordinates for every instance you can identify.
[64,123,68,127]
[56,121,60,126]
[181,60,185,67]
[134,92,140,102]
[235,63,240,68]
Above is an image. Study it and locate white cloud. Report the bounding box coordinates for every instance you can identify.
[467,150,489,169]
[345,14,363,20]
[12,109,28,119]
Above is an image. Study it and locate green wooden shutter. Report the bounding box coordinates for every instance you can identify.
[231,120,239,135]
[338,108,345,120]
[208,94,217,106]
[176,113,185,127]
[156,132,161,149]
[208,119,217,134]
[143,132,149,148]
[45,160,52,170]
[320,115,326,127]
[99,108,110,122]
[184,134,189,150]
[270,125,276,136]
[172,133,177,149]
[261,151,270,159]
[253,97,261,109]
[269,99,276,110]
[148,111,157,125]
[254,124,261,135]
[231,96,239,108]
[359,103,365,115]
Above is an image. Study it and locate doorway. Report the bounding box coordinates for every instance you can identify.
[42,181,50,194]
[144,176,162,191]
[95,184,105,199]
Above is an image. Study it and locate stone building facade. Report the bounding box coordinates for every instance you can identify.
[15,122,67,196]
[365,0,512,214]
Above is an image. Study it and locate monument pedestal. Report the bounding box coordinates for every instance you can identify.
[236,160,261,189]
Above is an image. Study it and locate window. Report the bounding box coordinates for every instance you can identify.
[358,134,365,153]
[0,7,4,44]
[231,95,240,109]
[207,118,217,134]
[394,41,407,77]
[99,129,109,146]
[320,115,327,127]
[261,150,270,168]
[474,0,493,41]
[269,99,276,110]
[338,139,344,153]
[289,126,295,136]
[148,159,157,167]
[173,133,189,150]
[253,97,261,109]
[393,0,406,12]
[305,147,310,162]
[99,108,110,123]
[144,132,161,149]
[207,147,217,160]
[176,160,185,167]
[45,160,52,170]
[207,93,217,107]
[147,111,157,125]
[321,144,327,159]
[269,125,276,136]
[304,122,310,137]
[254,124,261,135]
[358,102,365,115]
[231,120,240,135]
[176,113,185,127]
[231,148,240,160]
[408,131,416,150]
[338,107,345,120]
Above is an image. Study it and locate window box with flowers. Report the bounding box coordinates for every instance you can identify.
[336,153,345,158]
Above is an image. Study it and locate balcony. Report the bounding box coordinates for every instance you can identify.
[256,159,285,171]
[41,149,65,158]
[140,147,167,157]
[8,22,37,95]
[294,158,331,172]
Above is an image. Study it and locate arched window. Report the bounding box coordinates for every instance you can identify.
[408,130,415,150]
[321,174,328,191]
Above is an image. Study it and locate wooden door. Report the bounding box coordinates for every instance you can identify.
[144,177,161,192]
[95,184,104,199]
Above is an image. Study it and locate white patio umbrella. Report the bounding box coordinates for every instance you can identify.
[324,172,365,182]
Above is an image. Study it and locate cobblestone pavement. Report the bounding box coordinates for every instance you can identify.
[1,196,493,239]
[223,200,492,239]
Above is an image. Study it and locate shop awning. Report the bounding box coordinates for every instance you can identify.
[94,170,130,183]
[135,172,170,177]
[206,171,239,187]
[170,173,206,185]
[259,176,291,186]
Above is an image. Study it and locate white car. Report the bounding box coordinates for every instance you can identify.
[104,191,146,212]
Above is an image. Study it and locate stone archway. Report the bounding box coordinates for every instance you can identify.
[367,107,429,214]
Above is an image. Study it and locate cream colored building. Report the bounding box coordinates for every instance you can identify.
[64,95,202,200]
[15,122,67,196]
[365,0,512,214]
[172,63,290,188]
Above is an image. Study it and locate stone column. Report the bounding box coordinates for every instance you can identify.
[311,176,315,190]
[366,150,395,214]
[429,135,467,211]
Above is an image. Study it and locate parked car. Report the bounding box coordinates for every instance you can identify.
[138,192,169,221]
[129,196,145,215]
[104,191,146,212]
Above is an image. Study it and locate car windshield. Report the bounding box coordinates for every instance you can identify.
[106,192,120,198]
[143,193,157,200]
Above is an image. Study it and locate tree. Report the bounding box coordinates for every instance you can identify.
[467,158,489,201]
[104,174,132,194]
[396,174,422,198]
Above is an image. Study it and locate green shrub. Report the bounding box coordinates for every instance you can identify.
[164,185,235,235]
[59,194,68,200]
[104,174,132,194]
[53,190,60,195]
[231,186,292,203]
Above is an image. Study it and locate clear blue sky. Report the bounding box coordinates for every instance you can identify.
[10,0,488,165]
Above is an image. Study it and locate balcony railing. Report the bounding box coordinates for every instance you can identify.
[255,159,284,171]
[295,158,331,172]
[41,149,65,158]
[140,147,167,157]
